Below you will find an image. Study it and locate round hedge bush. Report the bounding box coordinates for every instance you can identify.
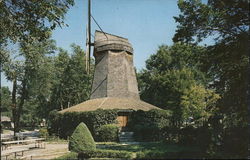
[69,122,96,152]
[96,124,119,142]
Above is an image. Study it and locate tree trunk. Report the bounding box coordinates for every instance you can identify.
[15,78,27,136]
[11,75,27,138]
[11,77,17,137]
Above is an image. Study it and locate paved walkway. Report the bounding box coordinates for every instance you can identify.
[2,130,69,159]
[2,142,68,160]
[23,142,69,159]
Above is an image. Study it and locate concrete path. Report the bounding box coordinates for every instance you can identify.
[2,142,68,160]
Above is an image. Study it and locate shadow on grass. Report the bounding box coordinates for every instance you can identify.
[96,142,199,153]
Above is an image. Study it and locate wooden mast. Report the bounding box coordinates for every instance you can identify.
[86,0,91,74]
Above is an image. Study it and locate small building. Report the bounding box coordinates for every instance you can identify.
[1,116,13,129]
[60,31,160,128]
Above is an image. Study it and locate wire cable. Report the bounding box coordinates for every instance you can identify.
[91,14,109,40]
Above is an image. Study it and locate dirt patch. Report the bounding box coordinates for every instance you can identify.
[20,142,68,160]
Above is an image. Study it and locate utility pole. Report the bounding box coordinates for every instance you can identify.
[86,0,91,74]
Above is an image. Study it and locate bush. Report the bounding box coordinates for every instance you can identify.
[128,109,172,141]
[136,150,167,159]
[96,124,119,142]
[39,127,49,139]
[78,149,133,159]
[136,150,205,159]
[133,125,160,141]
[69,122,96,152]
[48,109,118,140]
[179,126,211,149]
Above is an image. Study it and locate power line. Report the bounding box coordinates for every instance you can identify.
[91,14,108,40]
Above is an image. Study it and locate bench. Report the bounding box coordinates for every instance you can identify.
[1,147,30,159]
[1,138,45,150]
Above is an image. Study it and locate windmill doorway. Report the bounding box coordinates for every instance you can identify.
[117,115,128,127]
[117,111,131,130]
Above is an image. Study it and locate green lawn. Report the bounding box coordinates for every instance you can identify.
[55,142,202,159]
[96,142,198,153]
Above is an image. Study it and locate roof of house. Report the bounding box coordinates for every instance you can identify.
[59,97,160,113]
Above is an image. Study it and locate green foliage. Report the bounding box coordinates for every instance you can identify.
[179,126,211,148]
[78,149,133,159]
[0,0,74,44]
[138,43,214,127]
[0,87,11,117]
[174,0,249,157]
[181,84,220,125]
[48,44,93,114]
[173,0,249,43]
[39,128,49,139]
[69,122,96,152]
[97,142,202,159]
[137,150,206,159]
[2,41,93,135]
[48,109,118,140]
[2,39,57,134]
[128,109,172,141]
[53,152,78,160]
[96,124,119,142]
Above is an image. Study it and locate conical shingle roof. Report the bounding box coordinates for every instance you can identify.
[60,97,160,113]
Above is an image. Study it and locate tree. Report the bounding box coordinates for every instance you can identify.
[0,0,74,44]
[3,39,57,135]
[1,87,12,117]
[4,60,24,136]
[173,0,249,157]
[173,0,249,43]
[48,44,92,113]
[138,43,217,127]
[181,84,220,126]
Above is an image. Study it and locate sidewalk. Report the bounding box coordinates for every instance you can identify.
[1,142,68,160]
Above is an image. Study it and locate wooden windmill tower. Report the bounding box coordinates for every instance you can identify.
[61,0,160,128]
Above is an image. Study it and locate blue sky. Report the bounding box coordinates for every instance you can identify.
[2,0,181,88]
[52,0,180,69]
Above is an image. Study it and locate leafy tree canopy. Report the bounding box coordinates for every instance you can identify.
[173,0,249,128]
[1,86,12,116]
[0,0,74,44]
[173,0,249,43]
[138,43,218,126]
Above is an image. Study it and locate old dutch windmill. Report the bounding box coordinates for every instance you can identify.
[60,0,160,128]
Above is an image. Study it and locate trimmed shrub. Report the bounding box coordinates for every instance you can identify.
[48,109,118,140]
[69,122,96,152]
[78,149,133,159]
[136,150,205,159]
[128,109,172,141]
[96,124,119,142]
[133,125,160,141]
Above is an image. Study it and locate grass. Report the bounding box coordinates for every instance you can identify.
[54,142,201,159]
[45,136,69,144]
[96,141,199,153]
[53,152,77,160]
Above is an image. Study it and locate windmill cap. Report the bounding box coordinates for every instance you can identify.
[94,30,133,54]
